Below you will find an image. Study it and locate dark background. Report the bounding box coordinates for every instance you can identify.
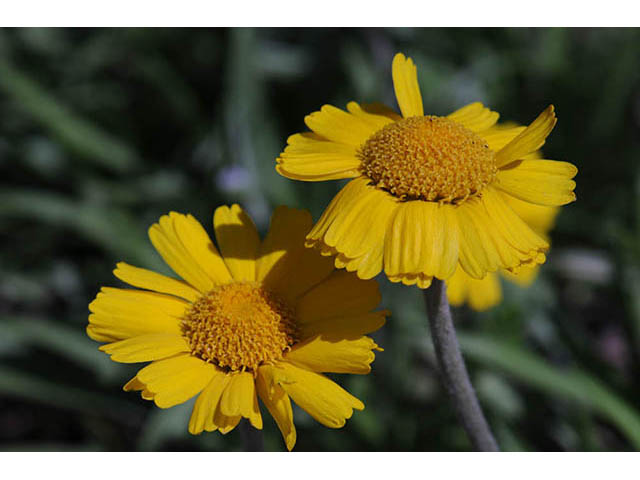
[1,27,640,451]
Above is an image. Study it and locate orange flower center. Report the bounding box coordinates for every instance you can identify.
[359,116,497,203]
[182,282,298,373]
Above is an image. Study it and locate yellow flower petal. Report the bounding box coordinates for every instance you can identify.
[496,159,578,206]
[495,105,557,168]
[219,371,262,429]
[281,133,358,155]
[299,310,388,341]
[276,134,361,181]
[256,206,334,303]
[87,287,186,342]
[285,336,378,374]
[340,248,385,281]
[480,125,526,152]
[304,104,378,146]
[502,263,540,287]
[350,102,402,122]
[188,370,230,434]
[387,272,433,288]
[296,270,380,323]
[212,409,241,434]
[383,202,424,276]
[273,362,364,429]
[467,273,502,311]
[123,381,156,401]
[213,204,260,282]
[445,267,469,307]
[456,198,503,278]
[113,262,200,302]
[346,101,396,130]
[392,53,423,118]
[307,177,398,280]
[481,187,549,257]
[148,213,215,293]
[383,201,459,283]
[447,267,502,311]
[447,268,504,311]
[255,205,309,282]
[321,178,398,258]
[436,205,460,279]
[286,131,324,144]
[275,161,360,182]
[447,102,499,132]
[99,333,189,363]
[457,191,548,278]
[172,213,233,284]
[135,354,217,409]
[123,376,146,392]
[85,324,116,343]
[256,365,296,451]
[503,194,559,239]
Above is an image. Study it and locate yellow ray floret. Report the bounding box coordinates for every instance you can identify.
[446,150,562,311]
[87,205,387,451]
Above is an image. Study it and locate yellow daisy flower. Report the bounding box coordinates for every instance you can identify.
[87,205,386,451]
[446,124,561,311]
[276,53,577,289]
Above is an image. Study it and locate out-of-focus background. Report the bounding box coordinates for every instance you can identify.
[1,27,639,452]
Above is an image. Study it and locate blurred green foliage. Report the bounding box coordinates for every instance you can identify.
[1,27,640,451]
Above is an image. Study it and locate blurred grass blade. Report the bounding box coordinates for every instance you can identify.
[0,189,163,270]
[0,316,122,382]
[223,28,297,222]
[134,54,199,123]
[137,401,193,451]
[0,365,144,424]
[0,58,138,172]
[458,333,640,449]
[1,443,104,452]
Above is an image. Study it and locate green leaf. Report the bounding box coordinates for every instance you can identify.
[0,365,144,423]
[458,333,640,450]
[0,58,139,172]
[0,189,163,270]
[137,401,192,451]
[0,316,122,382]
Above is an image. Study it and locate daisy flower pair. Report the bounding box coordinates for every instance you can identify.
[88,52,576,450]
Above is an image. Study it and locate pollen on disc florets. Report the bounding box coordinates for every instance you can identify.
[182,282,299,373]
[359,116,497,203]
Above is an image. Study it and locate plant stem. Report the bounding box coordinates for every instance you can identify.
[239,419,264,451]
[423,278,499,451]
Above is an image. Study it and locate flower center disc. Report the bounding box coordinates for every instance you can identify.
[359,116,497,203]
[182,282,298,373]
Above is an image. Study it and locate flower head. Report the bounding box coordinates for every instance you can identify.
[276,53,577,288]
[88,205,386,451]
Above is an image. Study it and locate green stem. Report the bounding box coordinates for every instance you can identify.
[423,279,499,451]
